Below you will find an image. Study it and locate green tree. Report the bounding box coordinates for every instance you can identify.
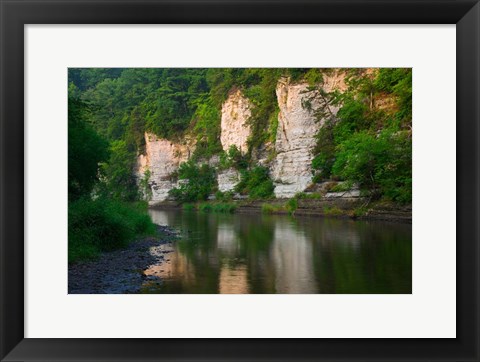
[235,166,274,199]
[99,140,139,201]
[332,129,411,203]
[68,97,108,200]
[169,161,216,202]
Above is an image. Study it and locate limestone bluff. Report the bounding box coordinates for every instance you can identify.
[135,71,348,204]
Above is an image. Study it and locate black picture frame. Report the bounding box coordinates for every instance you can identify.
[1,0,479,361]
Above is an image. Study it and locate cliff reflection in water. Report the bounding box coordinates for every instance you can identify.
[143,209,412,294]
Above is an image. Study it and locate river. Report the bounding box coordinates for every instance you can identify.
[142,209,412,294]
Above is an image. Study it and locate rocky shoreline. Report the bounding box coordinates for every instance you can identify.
[68,225,178,294]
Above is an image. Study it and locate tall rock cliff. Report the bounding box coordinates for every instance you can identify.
[136,71,348,203]
[135,133,193,203]
[270,73,346,198]
[270,80,319,198]
[220,89,251,154]
[216,89,251,192]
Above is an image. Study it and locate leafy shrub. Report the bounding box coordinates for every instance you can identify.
[309,68,412,204]
[218,145,248,170]
[285,198,298,214]
[98,139,139,201]
[198,203,213,212]
[191,98,223,159]
[214,203,237,213]
[199,202,237,213]
[235,166,274,199]
[138,169,153,201]
[68,198,155,263]
[352,206,369,217]
[295,192,322,199]
[215,190,234,202]
[330,181,354,192]
[68,97,108,201]
[332,129,411,203]
[294,192,307,199]
[169,161,216,202]
[375,68,412,124]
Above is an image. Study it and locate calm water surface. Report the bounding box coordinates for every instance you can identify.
[143,209,411,294]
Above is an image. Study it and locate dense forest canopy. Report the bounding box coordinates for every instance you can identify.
[69,67,412,205]
[69,68,313,156]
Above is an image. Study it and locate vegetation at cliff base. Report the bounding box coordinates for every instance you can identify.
[168,161,216,202]
[309,68,412,204]
[68,198,155,263]
[68,96,156,263]
[68,68,412,295]
[69,67,412,212]
[235,166,275,199]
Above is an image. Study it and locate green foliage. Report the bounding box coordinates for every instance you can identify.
[206,68,238,107]
[294,192,307,199]
[309,68,412,204]
[98,140,139,201]
[311,119,336,179]
[261,203,284,214]
[243,69,283,152]
[215,190,234,202]
[206,68,287,153]
[125,106,147,153]
[332,129,411,203]
[217,202,237,213]
[235,166,274,199]
[140,68,210,140]
[198,203,212,212]
[323,205,343,216]
[191,97,223,159]
[68,97,109,201]
[375,68,412,125]
[68,198,155,263]
[68,68,123,91]
[267,107,280,143]
[182,203,195,211]
[302,68,325,86]
[139,169,153,202]
[73,68,211,143]
[198,202,237,213]
[285,198,298,215]
[330,181,354,192]
[218,145,248,170]
[69,68,412,206]
[352,206,369,217]
[70,68,354,170]
[169,161,216,202]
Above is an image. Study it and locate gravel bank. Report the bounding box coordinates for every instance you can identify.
[68,225,178,294]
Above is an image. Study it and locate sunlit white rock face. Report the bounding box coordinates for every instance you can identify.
[217,168,240,193]
[270,73,346,198]
[270,80,319,198]
[135,132,194,204]
[136,71,349,203]
[220,89,252,154]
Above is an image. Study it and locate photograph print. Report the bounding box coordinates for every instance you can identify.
[68,68,412,294]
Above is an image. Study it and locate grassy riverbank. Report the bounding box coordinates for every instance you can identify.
[153,198,412,223]
[68,198,158,263]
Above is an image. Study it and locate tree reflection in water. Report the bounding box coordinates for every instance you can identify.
[141,209,412,294]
